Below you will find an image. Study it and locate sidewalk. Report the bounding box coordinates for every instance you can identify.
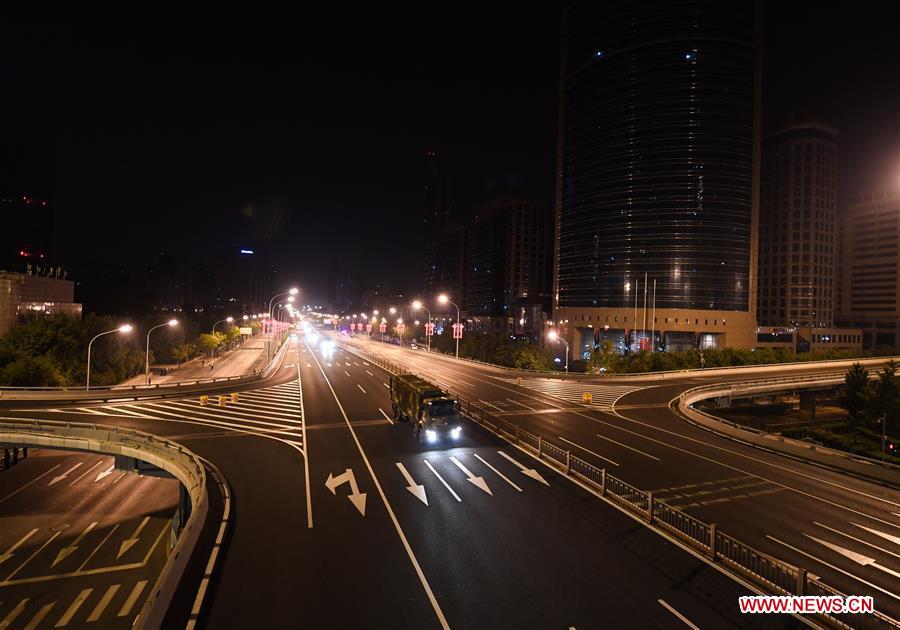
[120,336,269,387]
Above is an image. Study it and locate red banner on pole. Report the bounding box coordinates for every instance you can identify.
[379,323,386,333]
[452,322,463,339]
[424,322,434,337]
[366,323,372,333]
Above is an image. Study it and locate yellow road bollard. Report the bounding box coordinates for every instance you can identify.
[583,392,593,403]
[231,392,239,402]
[200,395,209,406]
[218,395,228,407]
[516,377,523,385]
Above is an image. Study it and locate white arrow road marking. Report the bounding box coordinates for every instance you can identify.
[497,451,550,486]
[117,516,150,559]
[473,453,521,492]
[325,469,367,515]
[69,460,104,487]
[804,534,900,580]
[48,463,83,486]
[357,384,366,394]
[449,456,492,495]
[53,522,97,566]
[814,521,900,561]
[0,529,39,567]
[768,534,900,603]
[424,460,461,502]
[396,463,428,505]
[378,408,394,425]
[853,522,900,547]
[94,465,115,483]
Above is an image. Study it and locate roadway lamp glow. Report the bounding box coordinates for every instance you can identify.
[289,288,299,295]
[437,294,448,305]
[118,324,133,333]
[168,319,179,326]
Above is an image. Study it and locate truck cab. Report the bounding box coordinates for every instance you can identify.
[389,374,462,443]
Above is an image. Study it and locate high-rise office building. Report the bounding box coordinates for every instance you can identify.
[554,1,761,356]
[759,123,839,328]
[838,189,900,348]
[465,198,552,339]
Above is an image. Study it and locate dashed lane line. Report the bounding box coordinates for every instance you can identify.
[357,384,367,394]
[473,453,522,492]
[557,436,620,467]
[0,464,61,506]
[657,599,699,630]
[379,408,394,425]
[594,433,661,461]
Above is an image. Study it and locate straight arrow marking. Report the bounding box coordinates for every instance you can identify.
[449,456,492,495]
[94,465,115,483]
[53,522,97,567]
[497,451,550,486]
[117,516,150,559]
[0,529,39,567]
[803,534,875,566]
[48,462,83,486]
[396,463,428,505]
[473,453,522,492]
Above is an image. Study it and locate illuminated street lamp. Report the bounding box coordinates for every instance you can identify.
[547,330,569,373]
[266,288,299,358]
[146,319,178,384]
[87,324,132,390]
[212,316,234,335]
[413,300,432,352]
[438,294,461,359]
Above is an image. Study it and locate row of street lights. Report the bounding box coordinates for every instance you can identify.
[347,294,462,358]
[87,319,180,389]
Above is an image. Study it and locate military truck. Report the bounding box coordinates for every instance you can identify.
[389,373,462,442]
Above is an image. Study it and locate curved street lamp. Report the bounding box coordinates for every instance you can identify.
[87,324,133,390]
[146,319,178,384]
[413,300,432,352]
[212,316,234,335]
[547,329,569,373]
[267,288,299,359]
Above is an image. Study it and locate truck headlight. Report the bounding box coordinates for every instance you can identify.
[451,427,461,439]
[425,430,437,442]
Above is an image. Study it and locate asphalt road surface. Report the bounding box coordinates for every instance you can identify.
[3,337,799,628]
[0,448,177,629]
[342,333,900,622]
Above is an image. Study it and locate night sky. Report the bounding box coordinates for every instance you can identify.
[2,3,898,303]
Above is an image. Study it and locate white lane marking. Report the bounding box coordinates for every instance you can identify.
[0,529,39,567]
[814,521,900,561]
[478,399,504,412]
[69,460,104,487]
[345,370,351,377]
[378,408,394,425]
[507,398,536,411]
[53,521,97,566]
[396,463,428,505]
[49,462,83,486]
[804,533,876,566]
[657,599,699,630]
[87,584,120,622]
[366,370,374,376]
[384,382,390,389]
[1,598,29,627]
[103,406,156,418]
[24,602,54,630]
[449,456,492,495]
[353,362,359,366]
[557,436,620,467]
[117,517,150,559]
[307,340,449,629]
[78,524,120,571]
[0,465,61,506]
[473,453,522,492]
[95,464,115,482]
[55,588,92,627]
[77,407,104,415]
[357,384,367,394]
[595,433,661,461]
[117,580,148,617]
[345,362,351,367]
[767,535,900,602]
[853,522,900,547]
[297,363,313,530]
[6,531,61,580]
[424,460,461,502]
[112,473,128,485]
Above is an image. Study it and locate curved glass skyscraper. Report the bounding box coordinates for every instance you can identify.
[554,0,761,353]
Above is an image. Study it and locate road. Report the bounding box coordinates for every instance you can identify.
[0,448,177,628]
[2,337,797,628]
[341,333,900,622]
[118,336,269,387]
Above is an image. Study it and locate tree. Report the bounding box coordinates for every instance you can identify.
[587,341,618,373]
[870,360,900,433]
[171,342,195,364]
[197,333,223,355]
[0,355,65,387]
[837,363,871,429]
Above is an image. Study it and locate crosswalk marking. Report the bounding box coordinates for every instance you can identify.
[501,378,641,410]
[24,602,54,630]
[87,584,119,622]
[117,580,147,617]
[55,588,92,627]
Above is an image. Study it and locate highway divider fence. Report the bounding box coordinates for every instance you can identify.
[358,347,900,630]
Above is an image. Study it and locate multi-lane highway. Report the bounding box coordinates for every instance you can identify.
[344,334,900,622]
[0,448,177,628]
[3,331,898,627]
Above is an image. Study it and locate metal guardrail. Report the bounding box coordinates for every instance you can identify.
[346,342,900,630]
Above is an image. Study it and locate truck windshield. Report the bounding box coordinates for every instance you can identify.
[429,400,456,417]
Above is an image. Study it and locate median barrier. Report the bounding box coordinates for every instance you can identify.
[0,417,208,630]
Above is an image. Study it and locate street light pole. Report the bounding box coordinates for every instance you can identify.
[547,330,569,373]
[438,295,461,359]
[413,301,432,352]
[87,325,132,390]
[145,320,178,385]
[267,288,299,360]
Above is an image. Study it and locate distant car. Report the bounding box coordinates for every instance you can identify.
[410,342,417,349]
